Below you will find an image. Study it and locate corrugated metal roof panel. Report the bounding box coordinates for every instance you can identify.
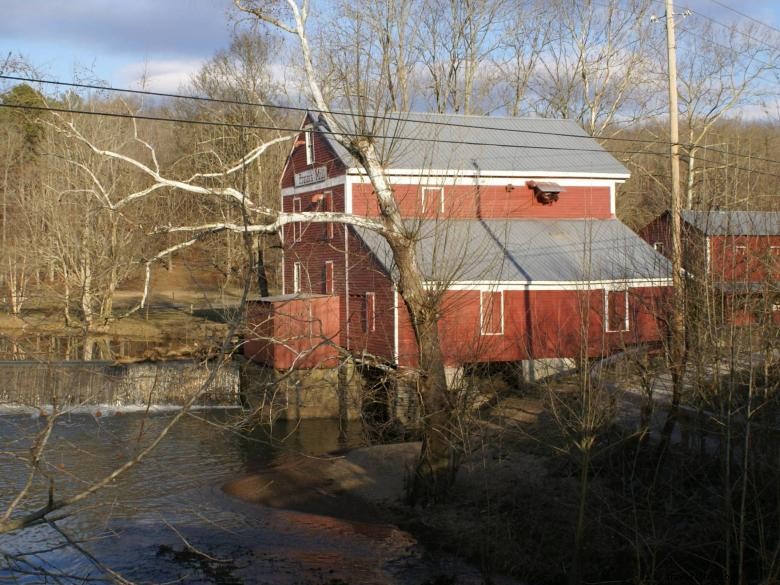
[681,211,780,236]
[315,111,629,176]
[355,219,671,284]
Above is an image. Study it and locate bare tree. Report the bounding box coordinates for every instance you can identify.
[417,0,506,114]
[674,18,780,209]
[0,83,50,316]
[530,0,659,136]
[491,0,553,117]
[186,29,291,294]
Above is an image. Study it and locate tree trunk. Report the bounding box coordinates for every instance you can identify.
[389,238,456,504]
[569,444,592,585]
[100,216,120,321]
[256,239,270,297]
[80,256,94,331]
[407,309,455,504]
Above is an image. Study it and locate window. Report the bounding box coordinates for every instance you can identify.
[480,291,503,335]
[323,261,334,295]
[293,262,302,293]
[653,242,665,254]
[734,244,747,256]
[304,128,315,165]
[421,187,444,214]
[605,289,629,332]
[292,197,302,242]
[323,191,334,240]
[364,292,376,333]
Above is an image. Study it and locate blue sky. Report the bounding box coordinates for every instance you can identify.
[0,0,236,91]
[1,0,779,94]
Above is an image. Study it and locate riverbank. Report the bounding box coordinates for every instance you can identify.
[223,395,554,582]
[224,442,420,523]
[223,388,758,585]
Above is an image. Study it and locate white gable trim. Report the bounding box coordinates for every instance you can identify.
[346,173,621,188]
[347,168,629,182]
[439,278,672,291]
[610,182,616,216]
[345,174,353,214]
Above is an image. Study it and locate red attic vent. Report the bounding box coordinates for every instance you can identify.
[527,180,564,205]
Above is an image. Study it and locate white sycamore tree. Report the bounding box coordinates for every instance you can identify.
[233,0,463,503]
[51,87,458,505]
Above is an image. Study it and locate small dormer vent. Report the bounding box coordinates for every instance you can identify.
[527,180,564,205]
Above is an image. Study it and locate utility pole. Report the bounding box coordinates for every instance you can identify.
[658,0,687,451]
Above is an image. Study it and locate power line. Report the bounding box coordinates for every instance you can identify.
[704,0,780,36]
[4,100,780,184]
[0,102,290,133]
[0,74,671,147]
[4,73,780,170]
[0,101,664,156]
[648,0,780,73]
[686,4,780,55]
[682,8,780,58]
[0,100,717,164]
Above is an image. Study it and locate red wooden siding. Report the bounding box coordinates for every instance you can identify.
[351,183,612,219]
[344,230,396,360]
[395,286,668,367]
[364,293,376,332]
[274,113,666,368]
[640,213,780,285]
[280,119,347,190]
[282,185,347,344]
[708,235,780,283]
[638,215,672,258]
[244,296,340,369]
[323,261,334,295]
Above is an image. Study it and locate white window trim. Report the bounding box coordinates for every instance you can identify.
[304,127,314,165]
[365,292,376,333]
[293,262,302,293]
[605,289,630,332]
[479,290,504,336]
[421,186,444,214]
[653,241,664,253]
[324,191,334,240]
[292,197,302,242]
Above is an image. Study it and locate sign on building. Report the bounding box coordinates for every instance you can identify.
[294,166,328,187]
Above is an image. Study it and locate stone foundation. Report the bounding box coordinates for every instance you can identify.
[238,358,422,427]
[519,357,576,382]
[238,358,363,422]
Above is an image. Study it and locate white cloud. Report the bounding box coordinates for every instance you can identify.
[117,59,204,93]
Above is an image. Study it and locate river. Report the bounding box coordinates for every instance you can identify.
[0,410,504,584]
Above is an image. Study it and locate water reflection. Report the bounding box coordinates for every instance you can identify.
[0,412,500,584]
[0,334,155,361]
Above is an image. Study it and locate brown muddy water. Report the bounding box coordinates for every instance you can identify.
[0,411,512,584]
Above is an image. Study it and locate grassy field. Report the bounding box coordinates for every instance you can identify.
[0,263,249,360]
